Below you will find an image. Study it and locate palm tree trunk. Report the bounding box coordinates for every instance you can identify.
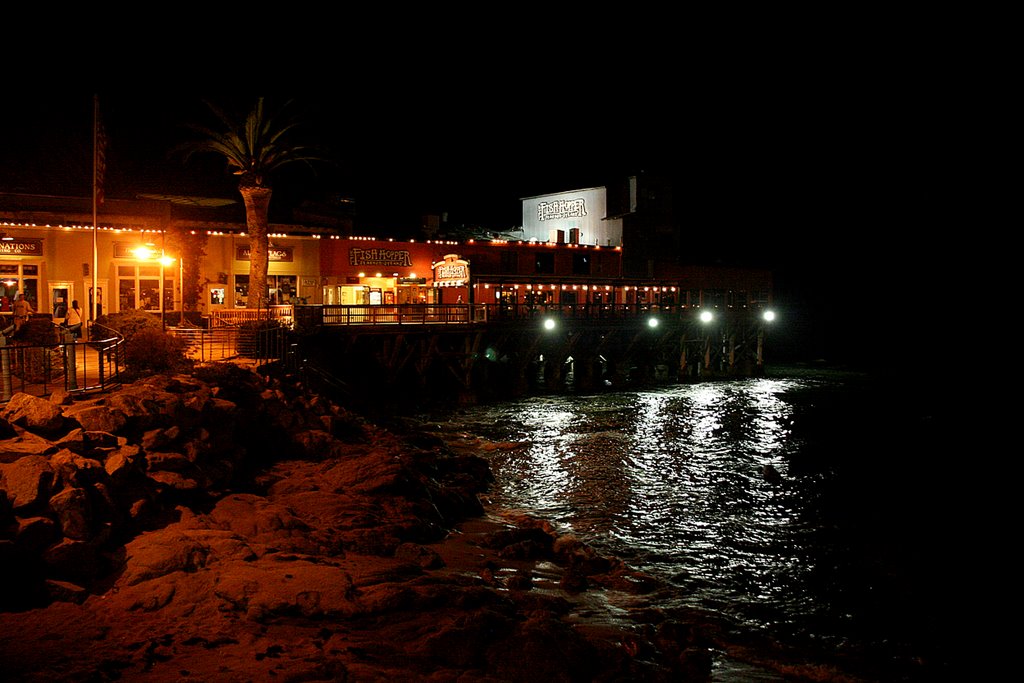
[240,184,272,309]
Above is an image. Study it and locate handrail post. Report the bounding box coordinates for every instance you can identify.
[64,329,78,390]
[0,333,11,401]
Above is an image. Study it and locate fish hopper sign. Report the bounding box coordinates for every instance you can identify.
[432,254,469,287]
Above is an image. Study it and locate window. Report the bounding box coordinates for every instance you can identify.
[0,262,40,312]
[572,253,590,275]
[534,253,554,274]
[118,264,172,312]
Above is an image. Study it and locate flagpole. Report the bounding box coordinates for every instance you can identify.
[91,95,99,331]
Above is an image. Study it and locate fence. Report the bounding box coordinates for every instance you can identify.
[166,321,293,368]
[0,324,125,402]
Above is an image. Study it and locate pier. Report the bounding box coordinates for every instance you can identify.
[283,303,775,406]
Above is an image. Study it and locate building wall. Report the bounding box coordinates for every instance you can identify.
[521,187,623,247]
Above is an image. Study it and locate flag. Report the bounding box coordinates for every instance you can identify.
[94,97,107,206]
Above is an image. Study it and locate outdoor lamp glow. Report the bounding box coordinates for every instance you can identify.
[699,310,713,323]
[648,317,659,328]
[763,310,776,322]
[544,318,556,331]
[133,245,154,260]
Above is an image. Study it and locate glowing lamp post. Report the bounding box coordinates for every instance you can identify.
[757,310,775,374]
[133,244,176,331]
[159,254,175,331]
[699,309,714,376]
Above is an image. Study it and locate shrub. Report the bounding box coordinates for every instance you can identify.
[123,327,192,377]
[95,309,163,343]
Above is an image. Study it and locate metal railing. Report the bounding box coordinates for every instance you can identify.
[211,305,294,328]
[166,325,240,362]
[0,323,125,402]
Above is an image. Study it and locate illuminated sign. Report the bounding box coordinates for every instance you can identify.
[349,248,412,267]
[0,239,42,255]
[432,254,470,287]
[537,198,587,221]
[235,246,294,262]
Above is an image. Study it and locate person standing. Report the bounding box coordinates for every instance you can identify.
[13,292,33,335]
[65,299,83,338]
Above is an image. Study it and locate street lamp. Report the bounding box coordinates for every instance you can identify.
[159,254,174,331]
[133,244,176,331]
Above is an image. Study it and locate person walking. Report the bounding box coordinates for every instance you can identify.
[13,292,33,336]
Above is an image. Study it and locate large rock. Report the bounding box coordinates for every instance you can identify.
[48,487,93,540]
[0,393,65,434]
[49,449,106,488]
[212,560,358,620]
[0,431,58,464]
[0,455,55,512]
[206,494,316,554]
[63,404,127,434]
[119,527,256,586]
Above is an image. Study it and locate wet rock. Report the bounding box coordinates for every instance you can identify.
[212,561,358,620]
[395,542,445,569]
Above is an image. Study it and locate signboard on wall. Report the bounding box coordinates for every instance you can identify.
[521,186,623,247]
[349,247,412,267]
[235,246,294,262]
[0,238,42,255]
[432,254,469,287]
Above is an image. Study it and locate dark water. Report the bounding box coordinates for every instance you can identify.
[422,368,956,681]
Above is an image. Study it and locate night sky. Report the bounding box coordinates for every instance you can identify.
[0,92,942,377]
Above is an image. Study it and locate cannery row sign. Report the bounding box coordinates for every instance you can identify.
[236,246,294,262]
[433,253,469,287]
[349,247,412,267]
[0,238,42,255]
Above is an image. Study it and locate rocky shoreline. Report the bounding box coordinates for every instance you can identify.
[0,363,861,682]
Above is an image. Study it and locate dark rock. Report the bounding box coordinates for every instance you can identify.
[45,579,89,604]
[0,454,56,513]
[43,537,101,583]
[49,487,94,540]
[394,542,445,569]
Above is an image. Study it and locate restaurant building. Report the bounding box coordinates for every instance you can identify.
[1,185,772,325]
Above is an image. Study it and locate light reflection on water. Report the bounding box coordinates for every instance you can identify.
[435,374,948,679]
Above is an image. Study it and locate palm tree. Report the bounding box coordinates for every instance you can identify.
[179,98,320,308]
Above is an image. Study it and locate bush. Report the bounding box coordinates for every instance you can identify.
[123,327,192,377]
[95,309,163,343]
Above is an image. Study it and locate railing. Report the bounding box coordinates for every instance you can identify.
[0,323,125,402]
[299,304,480,327]
[290,302,764,327]
[211,305,294,328]
[166,325,240,362]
